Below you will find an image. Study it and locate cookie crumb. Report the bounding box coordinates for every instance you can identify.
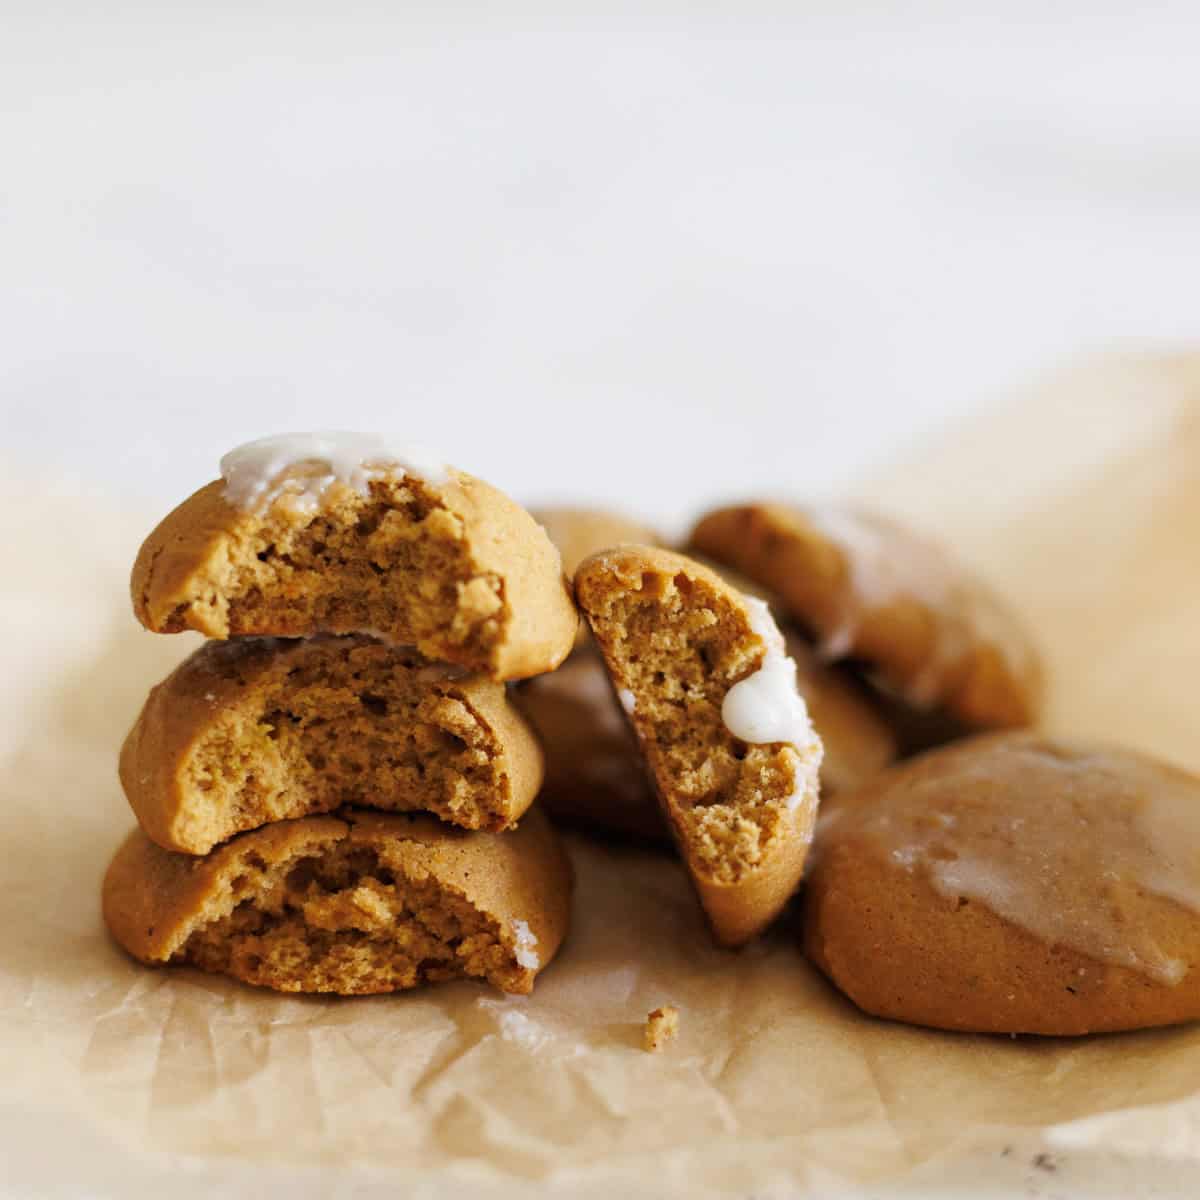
[643,1005,679,1052]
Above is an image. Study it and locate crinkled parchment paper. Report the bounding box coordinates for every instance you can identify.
[4,353,1200,1198]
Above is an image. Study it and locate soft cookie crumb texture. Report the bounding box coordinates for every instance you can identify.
[176,639,516,842]
[643,1005,680,1052]
[179,843,530,995]
[165,476,509,668]
[583,566,803,885]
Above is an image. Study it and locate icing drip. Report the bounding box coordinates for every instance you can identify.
[721,597,823,812]
[511,919,540,970]
[828,738,1200,986]
[220,432,450,516]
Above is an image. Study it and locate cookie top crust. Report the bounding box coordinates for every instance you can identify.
[532,506,662,579]
[131,440,578,680]
[805,733,1200,1034]
[689,502,1042,729]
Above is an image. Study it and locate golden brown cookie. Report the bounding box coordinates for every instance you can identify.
[518,639,894,845]
[514,649,664,845]
[132,444,577,680]
[532,506,661,652]
[790,633,898,794]
[689,503,1042,729]
[103,807,572,996]
[532,507,662,579]
[574,546,824,946]
[121,635,545,854]
[804,733,1200,1035]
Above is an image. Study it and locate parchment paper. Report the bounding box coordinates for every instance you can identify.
[4,353,1200,1198]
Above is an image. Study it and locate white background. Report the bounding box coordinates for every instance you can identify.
[3,2,1199,528]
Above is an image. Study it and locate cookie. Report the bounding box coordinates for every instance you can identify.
[804,733,1200,1035]
[514,649,664,845]
[132,434,578,680]
[103,807,572,996]
[689,503,1042,729]
[533,506,661,652]
[574,546,824,946]
[790,633,898,794]
[532,507,661,579]
[121,635,545,854]
[518,638,893,844]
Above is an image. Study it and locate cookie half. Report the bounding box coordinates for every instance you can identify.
[103,807,572,995]
[121,635,545,854]
[574,546,824,946]
[132,435,578,680]
[689,503,1042,729]
[805,733,1200,1035]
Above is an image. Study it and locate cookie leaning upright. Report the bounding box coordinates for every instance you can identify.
[574,545,824,946]
[132,433,578,680]
[689,503,1042,729]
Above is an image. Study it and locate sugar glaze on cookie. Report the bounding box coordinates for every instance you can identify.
[690,501,1042,729]
[803,507,1007,709]
[721,598,822,816]
[820,735,1200,986]
[221,432,450,516]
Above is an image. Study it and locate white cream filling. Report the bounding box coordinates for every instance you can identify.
[220,432,450,516]
[511,919,540,970]
[617,687,636,714]
[721,597,823,812]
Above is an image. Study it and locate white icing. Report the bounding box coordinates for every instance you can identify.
[721,597,823,812]
[511,919,540,970]
[220,432,450,516]
[617,688,636,714]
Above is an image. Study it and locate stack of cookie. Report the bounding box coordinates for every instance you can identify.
[103,434,577,996]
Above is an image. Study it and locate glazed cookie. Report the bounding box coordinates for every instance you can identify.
[103,807,572,996]
[574,546,824,946]
[689,503,1042,729]
[132,434,578,680]
[804,733,1200,1035]
[518,638,893,845]
[121,635,544,854]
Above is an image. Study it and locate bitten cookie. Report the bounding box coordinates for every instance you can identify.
[103,807,572,996]
[689,503,1042,729]
[804,733,1200,1035]
[574,546,824,946]
[132,434,578,680]
[518,637,893,845]
[121,635,545,854]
